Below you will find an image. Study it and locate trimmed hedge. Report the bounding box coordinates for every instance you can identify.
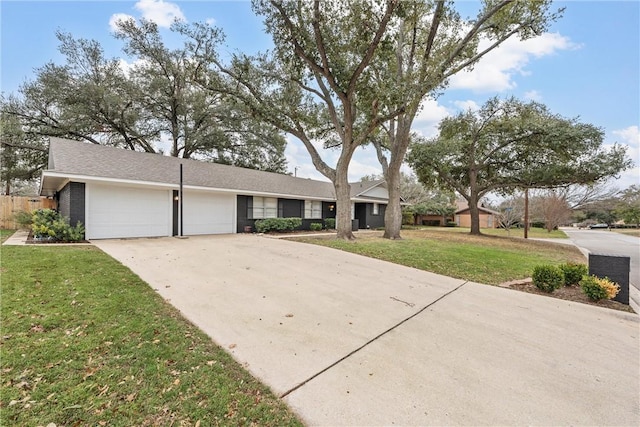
[309,222,323,231]
[532,265,564,293]
[254,217,302,233]
[580,275,620,301]
[559,262,588,286]
[324,218,336,230]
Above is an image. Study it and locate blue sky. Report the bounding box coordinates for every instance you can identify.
[1,0,639,190]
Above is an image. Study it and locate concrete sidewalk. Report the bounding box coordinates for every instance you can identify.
[94,234,639,426]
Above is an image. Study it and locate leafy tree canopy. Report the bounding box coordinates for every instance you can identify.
[0,18,289,195]
[615,185,640,227]
[408,96,632,235]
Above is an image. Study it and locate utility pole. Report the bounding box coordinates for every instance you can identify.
[524,188,529,239]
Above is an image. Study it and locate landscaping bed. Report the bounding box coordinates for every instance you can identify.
[506,280,634,313]
[25,230,90,244]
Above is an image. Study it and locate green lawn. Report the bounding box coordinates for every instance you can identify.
[407,226,568,239]
[294,229,585,285]
[1,229,16,242]
[0,244,301,427]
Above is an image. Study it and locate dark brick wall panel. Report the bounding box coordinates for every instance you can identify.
[367,203,386,229]
[355,203,386,229]
[238,195,341,232]
[589,254,630,305]
[280,199,303,219]
[57,182,85,226]
[58,184,71,219]
[69,182,85,226]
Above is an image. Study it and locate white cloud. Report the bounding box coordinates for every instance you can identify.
[109,13,136,33]
[452,99,480,112]
[134,0,186,28]
[613,125,640,148]
[609,126,640,190]
[349,147,384,181]
[524,90,543,102]
[412,98,451,137]
[283,135,385,182]
[116,58,150,77]
[449,32,579,93]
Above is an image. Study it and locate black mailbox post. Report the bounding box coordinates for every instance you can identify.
[589,254,630,305]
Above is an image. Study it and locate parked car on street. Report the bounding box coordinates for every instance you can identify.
[589,223,609,229]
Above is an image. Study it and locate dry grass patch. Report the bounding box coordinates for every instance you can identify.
[612,229,640,238]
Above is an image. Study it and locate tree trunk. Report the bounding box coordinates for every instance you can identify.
[468,169,482,235]
[469,199,481,235]
[383,164,402,239]
[334,166,355,240]
[379,116,412,240]
[524,188,529,239]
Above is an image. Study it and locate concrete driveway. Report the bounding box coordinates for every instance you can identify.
[94,234,639,426]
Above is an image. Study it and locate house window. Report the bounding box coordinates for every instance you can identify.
[252,197,278,219]
[304,200,322,219]
[372,203,379,215]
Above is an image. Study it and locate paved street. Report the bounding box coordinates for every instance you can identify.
[562,228,639,290]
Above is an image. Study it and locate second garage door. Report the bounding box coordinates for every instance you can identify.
[182,191,235,235]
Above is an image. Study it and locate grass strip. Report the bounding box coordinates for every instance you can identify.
[0,244,302,426]
[403,226,569,239]
[293,229,585,285]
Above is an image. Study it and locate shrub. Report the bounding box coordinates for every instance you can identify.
[559,262,588,286]
[402,211,414,225]
[254,217,302,233]
[13,210,33,229]
[31,209,85,242]
[324,218,336,229]
[445,221,457,227]
[532,265,564,293]
[580,275,620,301]
[309,222,323,231]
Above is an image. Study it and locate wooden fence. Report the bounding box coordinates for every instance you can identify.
[0,196,56,229]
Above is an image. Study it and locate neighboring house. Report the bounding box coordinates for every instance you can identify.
[414,213,453,226]
[39,138,389,239]
[454,199,500,229]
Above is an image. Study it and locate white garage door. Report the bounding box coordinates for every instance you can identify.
[87,184,171,239]
[182,191,235,235]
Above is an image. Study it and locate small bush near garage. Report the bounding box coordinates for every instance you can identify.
[559,262,588,286]
[580,275,620,301]
[309,222,323,231]
[324,218,336,229]
[532,265,564,292]
[31,208,85,242]
[13,210,33,229]
[254,217,302,233]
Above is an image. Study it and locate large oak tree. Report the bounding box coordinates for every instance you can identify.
[1,19,289,191]
[371,0,563,239]
[408,97,631,235]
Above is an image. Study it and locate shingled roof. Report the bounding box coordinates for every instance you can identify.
[41,138,387,202]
